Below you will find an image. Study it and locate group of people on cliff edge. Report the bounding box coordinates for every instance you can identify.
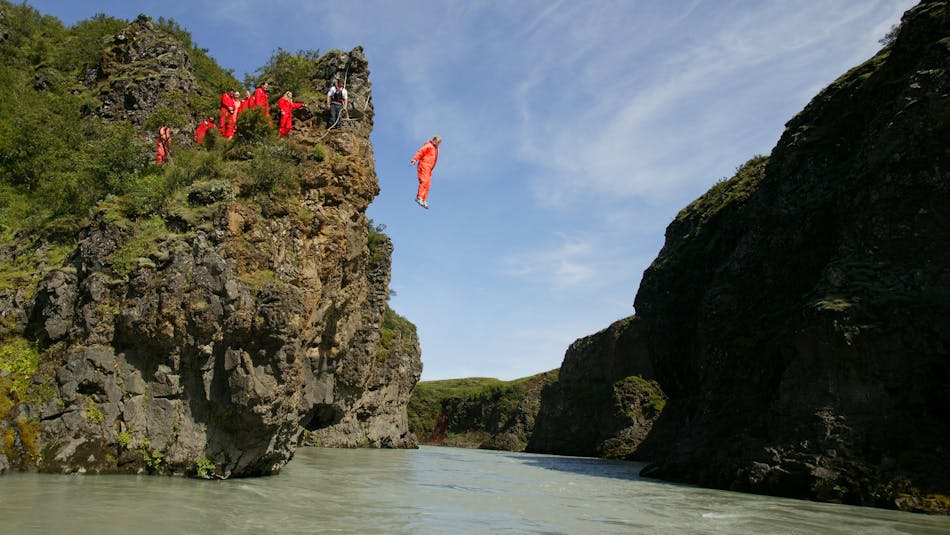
[216,81,277,139]
[156,78,353,163]
[154,77,443,214]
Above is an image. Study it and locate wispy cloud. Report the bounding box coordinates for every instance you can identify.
[504,1,914,210]
[501,234,596,288]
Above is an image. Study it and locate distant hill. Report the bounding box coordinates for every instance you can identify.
[409,371,557,451]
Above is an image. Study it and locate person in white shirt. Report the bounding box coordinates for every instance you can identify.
[326,79,348,130]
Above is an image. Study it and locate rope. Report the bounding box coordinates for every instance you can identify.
[314,63,351,141]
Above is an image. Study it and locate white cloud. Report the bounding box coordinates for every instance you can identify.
[501,233,596,288]
[506,1,915,210]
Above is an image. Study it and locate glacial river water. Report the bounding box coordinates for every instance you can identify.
[1,446,948,534]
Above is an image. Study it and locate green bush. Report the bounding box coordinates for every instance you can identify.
[255,47,321,100]
[376,306,417,361]
[85,401,104,424]
[56,14,127,72]
[235,107,276,144]
[245,143,296,194]
[122,171,174,218]
[116,431,133,449]
[0,337,40,403]
[309,145,327,162]
[201,128,223,150]
[195,456,215,478]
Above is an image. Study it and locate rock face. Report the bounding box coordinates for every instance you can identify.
[302,236,423,449]
[529,318,664,459]
[0,18,421,478]
[93,15,200,124]
[530,0,950,513]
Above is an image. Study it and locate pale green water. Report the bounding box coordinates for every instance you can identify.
[1,446,947,534]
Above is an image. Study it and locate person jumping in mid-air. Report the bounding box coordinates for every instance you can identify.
[410,135,441,209]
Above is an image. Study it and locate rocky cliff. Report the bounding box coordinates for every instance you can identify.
[529,0,949,513]
[0,13,421,478]
[92,15,200,124]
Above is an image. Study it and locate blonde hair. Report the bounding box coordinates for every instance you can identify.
[432,135,442,143]
[284,91,293,99]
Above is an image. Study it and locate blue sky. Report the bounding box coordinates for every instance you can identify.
[29,1,914,381]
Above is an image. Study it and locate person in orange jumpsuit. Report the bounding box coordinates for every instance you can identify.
[276,91,306,137]
[237,89,253,115]
[194,118,217,145]
[252,81,271,122]
[156,125,172,164]
[219,89,236,138]
[229,89,242,132]
[410,135,441,209]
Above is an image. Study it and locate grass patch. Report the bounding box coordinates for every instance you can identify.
[110,215,173,277]
[237,268,278,293]
[613,375,667,415]
[0,335,44,466]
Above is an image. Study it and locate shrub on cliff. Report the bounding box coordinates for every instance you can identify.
[0,336,46,467]
[377,306,417,361]
[256,47,322,100]
[234,107,276,144]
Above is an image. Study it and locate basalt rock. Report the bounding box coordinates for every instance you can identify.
[301,236,423,449]
[93,15,200,125]
[529,0,950,513]
[529,318,664,459]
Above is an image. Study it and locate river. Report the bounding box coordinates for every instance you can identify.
[1,446,947,534]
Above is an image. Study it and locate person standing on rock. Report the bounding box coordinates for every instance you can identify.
[277,91,306,137]
[156,125,172,163]
[230,89,242,130]
[326,79,347,130]
[219,89,236,138]
[253,81,271,122]
[238,89,253,114]
[410,135,441,209]
[194,117,217,145]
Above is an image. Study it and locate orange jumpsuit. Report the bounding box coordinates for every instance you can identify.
[194,119,216,145]
[253,86,270,121]
[412,140,439,202]
[238,91,253,114]
[156,126,172,164]
[235,91,253,129]
[277,97,305,137]
[219,92,236,138]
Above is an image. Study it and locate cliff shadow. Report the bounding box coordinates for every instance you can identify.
[504,451,647,482]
